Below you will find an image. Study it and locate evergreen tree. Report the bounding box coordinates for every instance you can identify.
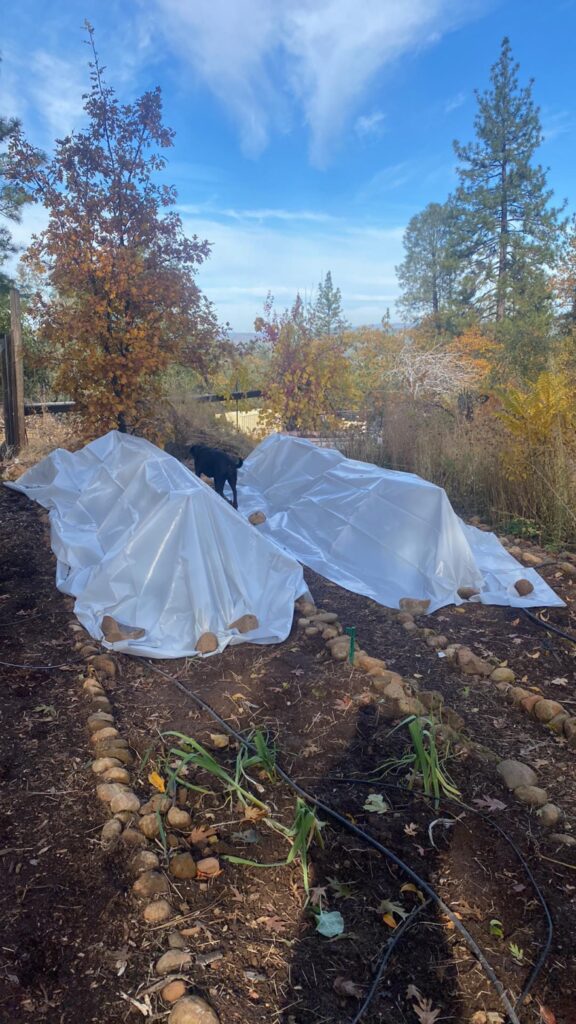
[453,38,562,326]
[308,271,349,337]
[0,76,28,291]
[396,200,467,331]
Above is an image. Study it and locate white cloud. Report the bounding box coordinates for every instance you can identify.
[355,111,386,138]
[152,0,482,165]
[185,213,404,329]
[542,109,576,143]
[444,91,466,113]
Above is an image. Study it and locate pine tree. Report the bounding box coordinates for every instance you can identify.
[396,201,466,331]
[0,86,28,291]
[308,271,349,337]
[453,38,562,325]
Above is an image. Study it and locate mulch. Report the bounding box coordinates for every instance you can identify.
[1,483,576,1024]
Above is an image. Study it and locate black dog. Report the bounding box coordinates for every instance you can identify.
[189,445,243,509]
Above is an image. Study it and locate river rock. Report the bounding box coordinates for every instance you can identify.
[91,654,117,677]
[121,828,148,848]
[99,745,134,765]
[139,813,161,839]
[163,980,187,1003]
[101,819,123,844]
[155,950,193,976]
[370,670,404,692]
[168,995,220,1024]
[167,931,188,950]
[426,635,449,650]
[514,579,534,597]
[305,626,320,637]
[91,727,120,745]
[110,790,141,814]
[87,712,115,731]
[297,618,310,627]
[533,698,565,723]
[143,899,174,923]
[167,807,192,830]
[141,795,172,815]
[196,632,218,654]
[91,696,113,712]
[548,833,576,847]
[322,626,339,640]
[228,614,259,633]
[102,766,131,784]
[402,620,419,633]
[513,785,548,808]
[490,667,515,684]
[133,871,170,897]
[520,693,542,715]
[497,759,538,791]
[169,853,197,879]
[508,686,530,705]
[248,511,266,525]
[538,803,563,828]
[563,718,576,746]
[547,712,569,734]
[418,690,444,712]
[96,782,130,804]
[522,552,542,567]
[396,612,414,625]
[310,612,339,624]
[358,654,387,673]
[457,647,493,676]
[560,561,576,578]
[457,587,480,600]
[90,757,121,770]
[399,598,430,616]
[131,850,161,874]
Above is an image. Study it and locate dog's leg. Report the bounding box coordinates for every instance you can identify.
[214,474,227,501]
[229,470,238,509]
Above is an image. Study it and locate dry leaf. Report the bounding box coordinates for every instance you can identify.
[382,913,397,929]
[244,805,267,821]
[254,915,286,934]
[209,733,229,749]
[473,795,507,812]
[148,771,166,793]
[188,825,216,845]
[404,822,419,836]
[333,976,363,999]
[539,1005,557,1024]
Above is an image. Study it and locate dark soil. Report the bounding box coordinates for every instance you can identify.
[1,483,576,1024]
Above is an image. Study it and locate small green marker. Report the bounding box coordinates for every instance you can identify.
[345,626,356,663]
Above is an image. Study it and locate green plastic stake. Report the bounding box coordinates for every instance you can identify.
[345,626,356,663]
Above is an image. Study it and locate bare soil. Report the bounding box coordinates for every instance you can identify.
[1,483,576,1024]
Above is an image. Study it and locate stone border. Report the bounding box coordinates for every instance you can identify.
[294,598,575,847]
[76,635,221,1024]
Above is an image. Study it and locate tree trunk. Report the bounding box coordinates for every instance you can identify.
[497,158,508,320]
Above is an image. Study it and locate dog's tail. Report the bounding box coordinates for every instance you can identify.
[236,456,244,469]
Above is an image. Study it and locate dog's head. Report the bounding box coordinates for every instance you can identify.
[189,444,202,459]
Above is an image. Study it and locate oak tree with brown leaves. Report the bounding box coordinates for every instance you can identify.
[6,24,220,438]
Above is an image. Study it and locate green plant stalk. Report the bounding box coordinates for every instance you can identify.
[162,732,269,810]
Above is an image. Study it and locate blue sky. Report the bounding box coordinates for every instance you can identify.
[1,0,575,331]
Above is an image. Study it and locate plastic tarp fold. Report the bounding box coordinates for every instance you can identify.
[238,434,563,613]
[6,431,307,658]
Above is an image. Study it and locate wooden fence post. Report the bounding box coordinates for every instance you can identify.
[1,287,27,453]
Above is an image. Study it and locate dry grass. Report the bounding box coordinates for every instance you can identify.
[164,389,256,462]
[0,411,82,482]
[339,395,576,548]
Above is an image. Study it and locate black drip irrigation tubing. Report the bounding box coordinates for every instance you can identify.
[0,654,87,670]
[143,661,526,1024]
[323,776,553,1011]
[521,607,576,646]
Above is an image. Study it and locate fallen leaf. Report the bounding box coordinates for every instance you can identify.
[333,976,363,999]
[382,913,397,929]
[253,916,286,934]
[413,1000,441,1024]
[243,805,267,821]
[473,796,507,812]
[363,793,390,815]
[148,771,165,793]
[316,910,345,937]
[188,825,216,845]
[538,1004,557,1024]
[309,885,328,907]
[400,882,424,902]
[209,733,229,749]
[334,697,353,712]
[404,822,419,836]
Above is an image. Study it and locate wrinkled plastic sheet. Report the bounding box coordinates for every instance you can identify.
[6,431,308,658]
[239,434,563,613]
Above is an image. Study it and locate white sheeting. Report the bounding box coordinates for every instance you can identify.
[239,434,563,613]
[6,431,308,658]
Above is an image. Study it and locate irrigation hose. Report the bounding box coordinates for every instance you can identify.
[520,607,576,646]
[324,776,553,1010]
[350,897,433,1024]
[142,660,523,1024]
